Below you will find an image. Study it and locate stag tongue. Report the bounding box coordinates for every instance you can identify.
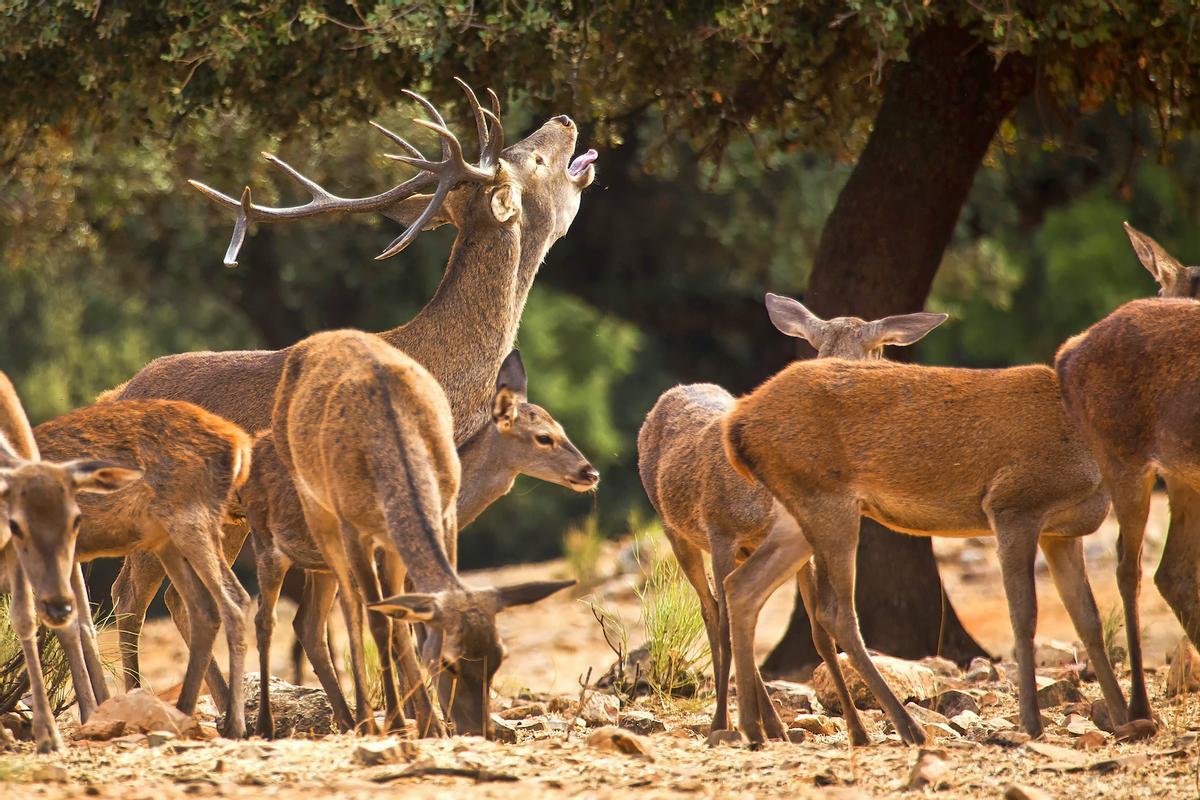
[569,149,598,177]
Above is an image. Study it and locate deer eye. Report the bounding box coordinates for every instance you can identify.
[534,154,546,167]
[535,434,554,447]
[72,516,82,531]
[8,520,23,539]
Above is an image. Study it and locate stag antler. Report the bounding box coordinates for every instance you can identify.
[190,80,504,267]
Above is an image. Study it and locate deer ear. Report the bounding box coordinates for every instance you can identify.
[871,312,948,347]
[368,593,440,622]
[68,461,143,494]
[765,293,826,345]
[495,350,527,400]
[492,387,520,432]
[489,183,522,224]
[491,579,576,612]
[1125,222,1185,285]
[381,194,451,230]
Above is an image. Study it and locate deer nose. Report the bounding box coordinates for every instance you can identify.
[552,114,575,129]
[580,466,599,484]
[43,597,74,626]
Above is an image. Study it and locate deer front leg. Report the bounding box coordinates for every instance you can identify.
[991,512,1044,738]
[724,523,812,746]
[6,551,63,753]
[293,571,356,732]
[71,563,109,706]
[155,545,221,718]
[343,537,404,732]
[664,525,725,730]
[111,552,163,692]
[1155,477,1200,713]
[379,552,446,738]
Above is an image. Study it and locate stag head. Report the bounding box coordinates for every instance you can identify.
[191,80,596,267]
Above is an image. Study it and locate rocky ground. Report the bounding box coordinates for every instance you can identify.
[1,493,1198,798]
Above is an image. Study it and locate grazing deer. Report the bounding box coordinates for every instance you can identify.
[1055,229,1200,727]
[721,360,1128,744]
[30,400,254,738]
[247,349,596,737]
[273,330,573,738]
[638,294,947,742]
[0,372,141,753]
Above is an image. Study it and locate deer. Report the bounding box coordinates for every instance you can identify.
[1053,224,1200,728]
[28,399,254,738]
[638,293,947,742]
[720,359,1129,744]
[272,329,574,738]
[0,372,142,753]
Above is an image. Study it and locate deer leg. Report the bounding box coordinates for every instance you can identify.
[1155,478,1200,686]
[6,551,64,753]
[343,536,404,732]
[379,552,445,738]
[724,522,811,746]
[796,561,870,746]
[253,537,290,738]
[990,512,1045,738]
[1040,535,1129,727]
[70,562,108,707]
[663,524,724,730]
[155,545,221,718]
[293,571,356,732]
[1105,467,1156,722]
[112,551,164,692]
[162,583,231,712]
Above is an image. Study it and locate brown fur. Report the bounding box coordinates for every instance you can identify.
[637,297,946,742]
[34,400,254,738]
[721,358,1126,742]
[1056,296,1200,724]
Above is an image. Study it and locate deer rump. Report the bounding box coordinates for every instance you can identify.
[725,359,1107,537]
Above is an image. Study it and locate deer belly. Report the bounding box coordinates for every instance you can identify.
[860,492,991,538]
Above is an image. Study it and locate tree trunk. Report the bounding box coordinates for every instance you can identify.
[762,25,1035,676]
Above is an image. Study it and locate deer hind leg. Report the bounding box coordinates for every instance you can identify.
[162,583,231,712]
[1040,535,1129,727]
[6,551,64,753]
[796,561,870,746]
[989,511,1046,738]
[663,524,725,730]
[293,570,356,732]
[152,544,220,718]
[112,551,164,692]
[379,553,446,738]
[1104,465,1156,722]
[724,519,812,746]
[1155,478,1200,700]
[68,562,107,710]
[342,535,405,732]
[252,536,291,738]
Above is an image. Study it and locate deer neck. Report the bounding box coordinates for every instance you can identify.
[455,425,518,529]
[379,224,527,443]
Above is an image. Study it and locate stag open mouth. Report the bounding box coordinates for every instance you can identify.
[569,149,598,178]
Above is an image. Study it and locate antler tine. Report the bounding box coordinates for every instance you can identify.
[453,77,490,160]
[222,187,252,268]
[481,109,505,168]
[261,152,336,203]
[402,89,450,161]
[376,180,454,261]
[369,120,426,161]
[409,118,495,182]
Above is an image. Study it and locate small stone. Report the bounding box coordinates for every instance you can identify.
[785,728,807,743]
[791,714,840,736]
[1035,639,1080,668]
[919,656,961,677]
[1035,677,1083,709]
[1074,730,1107,750]
[948,710,981,735]
[812,654,937,712]
[72,718,127,741]
[1061,702,1091,718]
[986,729,1031,747]
[587,725,653,759]
[706,728,744,748]
[618,710,666,735]
[934,689,979,718]
[905,702,950,726]
[764,680,817,713]
[906,748,953,790]
[966,657,999,682]
[1090,700,1115,733]
[1166,638,1200,697]
[1063,714,1097,736]
[146,730,177,748]
[547,696,575,715]
[86,689,200,738]
[498,703,545,720]
[1005,784,1054,800]
[353,739,416,766]
[32,765,68,783]
[488,716,520,744]
[579,693,620,726]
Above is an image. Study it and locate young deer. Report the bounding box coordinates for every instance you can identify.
[273,330,573,738]
[638,294,947,741]
[722,360,1128,744]
[250,350,597,737]
[0,372,141,753]
[31,400,254,738]
[1055,229,1200,727]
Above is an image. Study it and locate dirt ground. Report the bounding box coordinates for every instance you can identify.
[2,493,1198,798]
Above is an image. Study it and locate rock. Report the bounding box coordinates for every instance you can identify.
[0,711,31,741]
[966,657,1000,682]
[498,703,545,720]
[905,702,950,726]
[618,710,666,735]
[1166,638,1200,697]
[547,696,575,715]
[791,714,841,736]
[32,765,68,783]
[73,718,127,741]
[579,693,620,726]
[353,739,416,766]
[1035,639,1080,668]
[919,656,961,678]
[1061,701,1091,718]
[1063,714,1098,736]
[812,654,936,712]
[933,689,979,718]
[587,725,653,759]
[0,723,15,751]
[986,729,1031,747]
[1005,784,1054,800]
[1074,730,1107,750]
[947,710,982,735]
[906,748,953,790]
[764,680,817,713]
[145,730,176,748]
[706,728,744,747]
[86,689,200,739]
[1090,699,1115,733]
[785,728,807,743]
[1035,677,1083,709]
[488,716,520,744]
[241,673,335,737]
